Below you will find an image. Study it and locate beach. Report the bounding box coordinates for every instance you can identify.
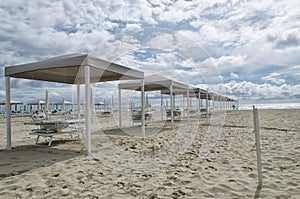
[0,109,299,198]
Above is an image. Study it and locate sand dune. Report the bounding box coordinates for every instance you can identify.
[0,109,299,198]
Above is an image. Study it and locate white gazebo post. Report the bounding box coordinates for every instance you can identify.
[85,66,91,154]
[198,90,201,116]
[141,79,145,139]
[38,100,41,112]
[45,90,49,111]
[219,97,222,111]
[187,89,190,125]
[90,87,94,113]
[221,96,225,112]
[182,95,185,117]
[217,96,220,112]
[170,85,174,129]
[206,92,209,118]
[118,88,122,128]
[213,94,218,112]
[228,99,230,110]
[220,96,223,112]
[189,97,192,114]
[111,95,114,112]
[215,95,217,112]
[161,93,164,121]
[215,95,218,112]
[253,106,262,186]
[62,98,65,112]
[77,84,80,120]
[6,76,11,150]
[211,94,214,112]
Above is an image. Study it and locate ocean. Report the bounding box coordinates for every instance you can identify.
[238,103,300,110]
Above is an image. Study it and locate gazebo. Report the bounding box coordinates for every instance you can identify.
[5,53,144,153]
[118,74,189,129]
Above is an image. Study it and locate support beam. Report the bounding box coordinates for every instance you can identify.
[187,89,190,125]
[253,106,262,186]
[85,66,91,154]
[141,79,145,139]
[206,92,209,118]
[6,76,11,150]
[161,93,164,121]
[198,90,201,116]
[212,95,215,113]
[45,90,49,111]
[111,95,114,112]
[170,85,174,129]
[182,96,185,117]
[77,84,80,120]
[118,88,122,128]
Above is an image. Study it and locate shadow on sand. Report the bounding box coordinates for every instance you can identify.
[0,140,84,180]
[254,184,262,199]
[102,126,170,138]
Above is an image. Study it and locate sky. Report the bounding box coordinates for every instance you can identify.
[0,0,299,105]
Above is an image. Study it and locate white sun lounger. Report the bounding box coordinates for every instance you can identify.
[25,119,80,146]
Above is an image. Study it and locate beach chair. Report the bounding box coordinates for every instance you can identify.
[30,125,58,146]
[130,109,152,124]
[166,108,181,118]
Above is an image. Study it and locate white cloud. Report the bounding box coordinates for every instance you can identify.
[261,72,286,85]
[1,0,300,104]
[146,33,174,49]
[158,7,192,23]
[230,72,239,79]
[201,55,247,76]
[206,80,300,102]
[215,55,247,67]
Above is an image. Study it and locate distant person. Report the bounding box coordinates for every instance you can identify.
[232,104,236,110]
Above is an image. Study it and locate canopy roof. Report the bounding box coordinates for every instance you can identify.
[5,53,144,84]
[163,87,208,98]
[118,74,189,92]
[53,100,73,105]
[26,100,45,105]
[0,100,23,105]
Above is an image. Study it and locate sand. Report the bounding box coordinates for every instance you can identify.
[0,109,299,198]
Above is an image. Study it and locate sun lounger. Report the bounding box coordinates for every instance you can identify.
[25,119,80,146]
[30,125,58,146]
[166,109,181,118]
[130,110,152,124]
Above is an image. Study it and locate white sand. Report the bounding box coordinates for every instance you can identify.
[0,109,299,198]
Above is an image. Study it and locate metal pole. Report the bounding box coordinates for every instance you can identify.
[253,106,262,186]
[187,89,190,125]
[182,95,185,117]
[206,92,209,118]
[170,85,174,129]
[85,66,91,154]
[198,90,201,116]
[141,79,145,139]
[161,93,164,121]
[77,84,80,120]
[6,76,11,150]
[111,95,114,112]
[118,88,122,128]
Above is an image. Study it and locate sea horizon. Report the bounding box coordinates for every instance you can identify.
[238,102,300,110]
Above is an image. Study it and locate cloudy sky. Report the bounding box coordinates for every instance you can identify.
[0,0,299,104]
